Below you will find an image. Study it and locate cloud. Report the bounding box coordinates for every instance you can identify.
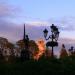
[47,16,75,32]
[0,2,75,45]
[0,3,42,42]
[25,21,49,26]
[27,16,75,31]
[0,19,46,42]
[53,16,75,31]
[0,18,75,43]
[0,3,23,42]
[59,38,75,44]
[0,3,21,18]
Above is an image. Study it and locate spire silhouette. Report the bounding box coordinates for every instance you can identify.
[23,24,26,41]
[20,24,30,61]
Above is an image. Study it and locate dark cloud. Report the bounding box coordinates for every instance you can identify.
[0,19,46,42]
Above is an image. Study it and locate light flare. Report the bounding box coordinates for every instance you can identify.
[33,39,46,60]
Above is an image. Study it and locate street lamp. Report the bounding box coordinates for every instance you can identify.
[43,24,60,57]
[43,28,48,39]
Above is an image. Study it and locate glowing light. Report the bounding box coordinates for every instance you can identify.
[33,39,46,60]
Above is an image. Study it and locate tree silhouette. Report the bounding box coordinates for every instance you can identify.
[29,40,39,59]
[16,39,39,60]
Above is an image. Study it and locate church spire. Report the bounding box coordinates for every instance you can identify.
[23,24,26,41]
[21,24,30,61]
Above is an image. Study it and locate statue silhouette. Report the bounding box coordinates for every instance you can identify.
[60,44,68,58]
[68,46,74,56]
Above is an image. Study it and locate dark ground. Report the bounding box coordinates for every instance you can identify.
[0,57,75,75]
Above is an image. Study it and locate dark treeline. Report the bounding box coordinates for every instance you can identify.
[0,37,75,74]
[0,56,75,75]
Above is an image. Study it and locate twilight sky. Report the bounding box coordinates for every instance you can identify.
[0,0,75,46]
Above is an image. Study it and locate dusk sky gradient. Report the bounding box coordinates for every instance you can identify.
[0,0,75,46]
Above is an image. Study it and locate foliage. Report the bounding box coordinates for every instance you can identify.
[16,40,39,51]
